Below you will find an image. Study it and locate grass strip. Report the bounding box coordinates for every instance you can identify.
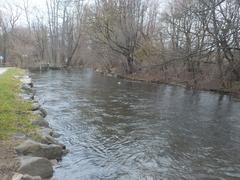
[0,68,36,139]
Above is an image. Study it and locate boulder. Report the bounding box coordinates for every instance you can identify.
[51,131,61,138]
[32,110,44,118]
[39,135,65,149]
[33,111,46,118]
[39,108,47,118]
[12,173,42,180]
[21,84,32,92]
[15,140,63,160]
[33,109,47,118]
[38,128,61,138]
[50,159,58,166]
[32,117,49,128]
[62,149,70,155]
[31,103,40,111]
[13,132,27,140]
[37,128,53,137]
[20,76,32,85]
[18,157,53,179]
[21,93,34,101]
[12,173,23,180]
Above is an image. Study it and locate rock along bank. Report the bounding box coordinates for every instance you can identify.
[12,70,68,180]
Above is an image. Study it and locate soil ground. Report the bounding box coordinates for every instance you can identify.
[0,140,19,180]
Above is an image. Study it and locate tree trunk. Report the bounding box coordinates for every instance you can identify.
[127,55,134,74]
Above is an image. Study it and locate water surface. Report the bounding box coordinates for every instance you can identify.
[32,70,240,180]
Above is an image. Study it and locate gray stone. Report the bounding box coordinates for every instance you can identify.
[62,149,70,156]
[21,174,42,180]
[39,108,47,118]
[12,173,42,180]
[37,129,65,148]
[12,173,24,180]
[32,103,40,111]
[39,135,65,149]
[13,132,27,140]
[33,109,47,118]
[21,86,36,98]
[20,76,32,85]
[32,117,49,128]
[13,173,43,180]
[44,177,58,180]
[51,131,61,138]
[21,84,32,92]
[32,110,41,117]
[18,157,53,179]
[15,140,63,160]
[21,93,34,101]
[50,159,58,166]
[37,128,53,137]
[33,109,46,118]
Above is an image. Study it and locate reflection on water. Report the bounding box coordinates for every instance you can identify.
[32,70,240,180]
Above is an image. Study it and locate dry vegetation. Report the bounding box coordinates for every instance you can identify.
[0,0,240,93]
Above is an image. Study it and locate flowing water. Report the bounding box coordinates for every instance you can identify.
[32,70,240,180]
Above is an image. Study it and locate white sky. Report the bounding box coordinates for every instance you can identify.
[0,0,169,27]
[0,0,168,11]
[0,0,46,9]
[0,0,47,26]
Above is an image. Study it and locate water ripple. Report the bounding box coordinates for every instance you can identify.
[32,70,240,180]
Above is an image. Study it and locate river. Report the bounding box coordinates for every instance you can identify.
[32,70,240,180]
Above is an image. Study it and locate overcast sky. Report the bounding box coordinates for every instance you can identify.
[0,0,45,9]
[0,0,47,26]
[0,0,168,9]
[0,0,169,26]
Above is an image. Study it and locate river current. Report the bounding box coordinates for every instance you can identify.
[32,70,240,180]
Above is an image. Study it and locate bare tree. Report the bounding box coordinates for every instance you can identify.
[90,0,150,73]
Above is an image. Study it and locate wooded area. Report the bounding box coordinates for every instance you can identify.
[0,0,240,90]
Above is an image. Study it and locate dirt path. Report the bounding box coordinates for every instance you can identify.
[0,68,8,75]
[0,140,19,180]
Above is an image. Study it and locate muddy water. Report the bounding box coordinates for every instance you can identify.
[32,70,240,180]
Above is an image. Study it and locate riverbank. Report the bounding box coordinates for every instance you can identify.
[0,68,34,179]
[0,68,68,180]
[95,67,240,99]
[0,68,35,139]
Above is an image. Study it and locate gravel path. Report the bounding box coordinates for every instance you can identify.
[0,68,8,75]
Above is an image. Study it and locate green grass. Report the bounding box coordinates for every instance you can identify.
[0,68,36,139]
